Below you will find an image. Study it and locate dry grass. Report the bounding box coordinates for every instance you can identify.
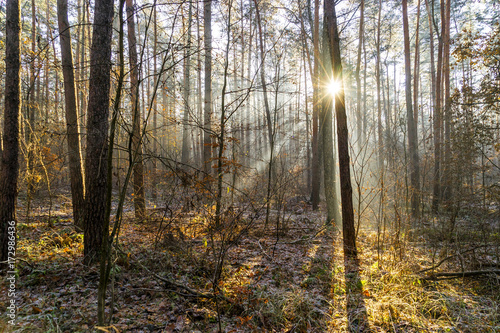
[2,203,499,332]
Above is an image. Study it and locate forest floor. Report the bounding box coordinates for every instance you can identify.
[1,195,500,332]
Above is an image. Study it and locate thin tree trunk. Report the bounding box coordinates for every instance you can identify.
[203,0,212,180]
[355,0,364,150]
[443,0,451,203]
[403,0,421,218]
[310,0,321,210]
[432,0,444,213]
[126,0,145,220]
[376,0,383,171]
[152,4,158,201]
[425,0,436,159]
[413,0,421,144]
[321,25,340,226]
[57,0,86,228]
[324,0,357,259]
[0,0,21,269]
[253,0,274,227]
[215,0,233,227]
[181,0,193,166]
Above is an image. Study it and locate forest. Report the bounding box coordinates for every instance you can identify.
[0,0,499,331]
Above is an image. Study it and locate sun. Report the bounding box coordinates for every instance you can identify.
[327,80,342,96]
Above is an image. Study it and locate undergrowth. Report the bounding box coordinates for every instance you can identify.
[1,205,499,332]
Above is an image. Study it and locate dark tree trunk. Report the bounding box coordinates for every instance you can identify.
[403,0,421,217]
[0,0,21,269]
[310,0,321,210]
[83,0,114,266]
[324,0,357,259]
[57,0,86,229]
[443,0,452,203]
[432,0,444,213]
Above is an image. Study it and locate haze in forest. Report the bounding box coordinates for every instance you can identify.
[0,0,499,331]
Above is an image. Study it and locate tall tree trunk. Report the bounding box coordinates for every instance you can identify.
[83,0,114,266]
[324,0,357,259]
[355,0,364,151]
[253,0,272,147]
[310,0,321,210]
[203,0,212,180]
[0,0,21,269]
[403,0,421,218]
[57,0,86,228]
[425,0,436,167]
[215,0,233,227]
[181,0,193,166]
[442,0,451,203]
[26,0,37,212]
[152,5,158,201]
[321,24,340,226]
[413,0,421,144]
[432,0,444,213]
[126,0,145,220]
[376,0,383,171]
[253,0,274,226]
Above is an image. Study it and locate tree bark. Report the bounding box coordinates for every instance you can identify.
[83,0,114,266]
[413,0,421,144]
[152,4,158,201]
[126,0,145,220]
[403,0,421,217]
[355,0,364,150]
[324,0,357,258]
[375,0,383,173]
[442,0,451,203]
[203,0,213,179]
[57,0,86,229]
[181,0,193,166]
[0,0,21,269]
[432,0,444,213]
[321,24,340,226]
[310,0,321,210]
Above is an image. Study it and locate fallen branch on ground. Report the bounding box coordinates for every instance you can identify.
[422,270,500,281]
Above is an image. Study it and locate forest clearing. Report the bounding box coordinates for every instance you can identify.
[1,0,500,331]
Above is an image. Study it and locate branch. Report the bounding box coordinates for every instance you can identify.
[422,270,500,281]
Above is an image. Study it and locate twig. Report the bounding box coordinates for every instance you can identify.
[257,239,273,261]
[117,246,230,302]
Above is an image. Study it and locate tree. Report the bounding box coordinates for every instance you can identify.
[0,0,21,270]
[57,0,86,228]
[181,0,193,166]
[310,0,321,210]
[403,0,421,217]
[324,0,357,259]
[126,0,146,220]
[83,0,115,265]
[355,0,364,150]
[253,0,275,226]
[321,21,340,226]
[442,0,452,203]
[203,0,213,179]
[432,0,444,213]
